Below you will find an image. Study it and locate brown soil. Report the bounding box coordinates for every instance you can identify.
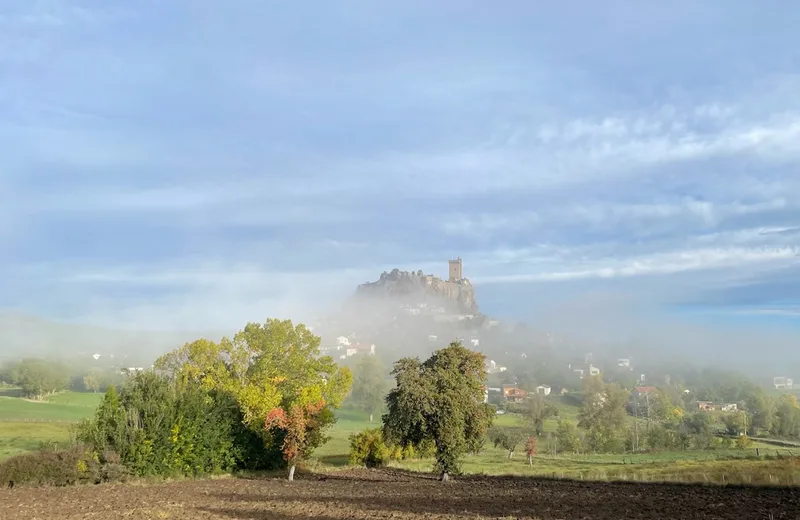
[0,469,797,519]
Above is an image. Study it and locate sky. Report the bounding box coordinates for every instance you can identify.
[2,1,800,359]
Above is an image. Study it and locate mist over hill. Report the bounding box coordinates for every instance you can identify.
[1,258,797,386]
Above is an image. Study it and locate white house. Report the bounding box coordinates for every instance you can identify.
[617,358,631,368]
[346,343,376,357]
[589,365,601,376]
[336,336,351,347]
[470,338,480,347]
[428,334,438,342]
[536,385,552,396]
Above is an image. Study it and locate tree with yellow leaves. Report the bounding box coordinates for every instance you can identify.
[155,318,352,479]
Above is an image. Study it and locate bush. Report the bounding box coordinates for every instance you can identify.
[349,428,392,468]
[0,446,103,487]
[735,434,753,449]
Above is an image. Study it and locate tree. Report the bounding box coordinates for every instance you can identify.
[524,435,537,466]
[554,420,582,454]
[155,318,353,480]
[383,341,494,481]
[651,390,682,423]
[83,368,106,393]
[265,401,325,481]
[744,389,775,434]
[771,394,800,439]
[577,377,628,453]
[350,355,389,422]
[722,412,749,436]
[525,393,558,435]
[489,427,525,458]
[12,358,69,399]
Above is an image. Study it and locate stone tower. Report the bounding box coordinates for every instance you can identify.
[448,257,463,282]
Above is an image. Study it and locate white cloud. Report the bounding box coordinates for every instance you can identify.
[472,246,798,284]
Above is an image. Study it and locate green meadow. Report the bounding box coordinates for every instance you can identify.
[1,390,799,485]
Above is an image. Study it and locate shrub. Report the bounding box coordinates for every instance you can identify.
[349,428,392,468]
[735,434,753,449]
[77,374,254,478]
[0,446,101,487]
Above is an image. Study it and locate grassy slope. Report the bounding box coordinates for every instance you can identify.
[0,391,101,460]
[317,400,800,486]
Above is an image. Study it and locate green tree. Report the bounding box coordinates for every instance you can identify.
[771,394,800,438]
[489,427,526,458]
[651,390,682,423]
[722,412,749,436]
[383,341,493,481]
[744,389,775,434]
[554,419,582,454]
[83,368,106,393]
[524,393,558,436]
[12,358,69,399]
[351,355,389,422]
[681,412,714,449]
[577,377,628,453]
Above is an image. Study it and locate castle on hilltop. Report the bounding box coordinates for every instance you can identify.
[448,257,463,282]
[355,257,477,313]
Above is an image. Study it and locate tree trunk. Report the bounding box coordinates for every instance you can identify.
[369,413,373,422]
[288,464,296,482]
[528,455,533,466]
[440,472,450,482]
[508,450,514,459]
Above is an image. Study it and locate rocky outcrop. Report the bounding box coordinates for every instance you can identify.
[355,268,478,314]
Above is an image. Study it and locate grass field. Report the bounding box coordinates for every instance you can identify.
[1,391,799,485]
[0,390,101,459]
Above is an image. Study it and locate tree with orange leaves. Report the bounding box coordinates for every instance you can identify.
[524,435,537,466]
[265,401,326,481]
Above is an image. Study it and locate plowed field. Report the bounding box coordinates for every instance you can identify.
[1,469,797,519]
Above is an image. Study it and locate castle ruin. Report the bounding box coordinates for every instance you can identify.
[448,257,463,282]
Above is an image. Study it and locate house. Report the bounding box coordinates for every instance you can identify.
[617,358,631,368]
[697,401,738,412]
[428,334,438,342]
[485,360,507,374]
[774,376,794,390]
[536,385,552,396]
[502,385,527,403]
[346,343,376,357]
[632,386,657,397]
[92,353,102,360]
[470,338,480,347]
[589,365,600,376]
[336,336,351,347]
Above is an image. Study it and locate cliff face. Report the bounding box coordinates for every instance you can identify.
[355,268,478,314]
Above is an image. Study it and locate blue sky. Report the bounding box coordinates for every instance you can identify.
[2,1,800,350]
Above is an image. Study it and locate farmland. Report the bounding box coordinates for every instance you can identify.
[1,468,798,520]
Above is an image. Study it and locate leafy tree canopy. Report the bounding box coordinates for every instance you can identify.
[383,341,494,481]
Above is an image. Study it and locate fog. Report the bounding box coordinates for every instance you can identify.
[1,266,797,386]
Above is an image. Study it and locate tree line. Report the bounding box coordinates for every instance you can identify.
[0,358,124,399]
